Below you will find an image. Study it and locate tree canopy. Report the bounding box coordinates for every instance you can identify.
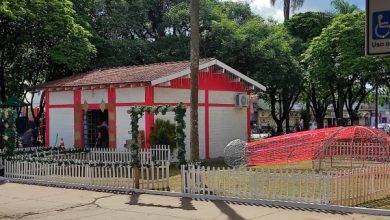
[303,12,390,125]
[0,0,96,101]
[2,0,390,136]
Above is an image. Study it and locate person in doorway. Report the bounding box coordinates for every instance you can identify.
[22,125,34,148]
[97,120,108,148]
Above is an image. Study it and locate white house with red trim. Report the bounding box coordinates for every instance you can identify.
[35,58,265,159]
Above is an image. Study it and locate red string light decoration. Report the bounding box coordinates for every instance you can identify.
[246,126,390,168]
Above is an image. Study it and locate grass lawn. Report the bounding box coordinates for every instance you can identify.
[168,160,315,193]
[168,160,390,209]
[358,197,390,210]
[169,160,229,192]
[253,160,314,170]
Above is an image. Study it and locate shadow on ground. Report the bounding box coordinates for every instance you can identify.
[193,198,349,216]
[126,193,349,219]
[127,193,196,211]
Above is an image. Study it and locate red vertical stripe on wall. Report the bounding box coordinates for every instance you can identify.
[45,91,50,147]
[205,89,210,160]
[247,92,251,142]
[145,86,154,149]
[108,88,117,148]
[74,90,82,148]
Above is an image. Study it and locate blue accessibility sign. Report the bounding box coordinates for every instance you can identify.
[373,11,390,40]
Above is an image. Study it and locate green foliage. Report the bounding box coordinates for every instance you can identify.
[150,119,177,151]
[128,109,143,167]
[254,25,303,134]
[330,0,359,14]
[285,12,334,128]
[127,104,187,166]
[174,104,186,165]
[0,0,96,101]
[285,12,333,44]
[0,108,17,156]
[303,12,390,125]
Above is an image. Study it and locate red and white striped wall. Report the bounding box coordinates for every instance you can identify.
[45,70,250,160]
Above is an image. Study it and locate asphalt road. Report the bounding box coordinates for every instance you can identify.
[0,182,388,220]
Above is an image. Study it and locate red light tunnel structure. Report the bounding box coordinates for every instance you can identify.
[246,126,390,169]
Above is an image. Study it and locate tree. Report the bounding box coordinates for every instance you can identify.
[204,3,269,78]
[203,5,304,134]
[255,25,303,134]
[0,0,96,102]
[190,0,200,162]
[270,0,305,21]
[150,119,176,152]
[285,12,333,128]
[303,12,390,126]
[331,0,358,14]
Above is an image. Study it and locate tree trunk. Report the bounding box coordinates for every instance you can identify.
[284,0,291,21]
[0,60,6,102]
[315,115,325,129]
[349,111,359,126]
[375,86,379,128]
[285,112,290,134]
[303,98,311,130]
[276,121,284,135]
[134,167,140,189]
[284,92,290,134]
[337,87,345,126]
[190,0,200,162]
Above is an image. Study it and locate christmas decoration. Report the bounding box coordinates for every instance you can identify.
[127,103,187,166]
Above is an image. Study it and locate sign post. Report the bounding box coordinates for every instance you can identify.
[366,0,390,56]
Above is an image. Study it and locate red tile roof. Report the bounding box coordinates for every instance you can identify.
[35,58,215,89]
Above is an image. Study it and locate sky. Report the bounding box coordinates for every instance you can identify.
[244,0,365,22]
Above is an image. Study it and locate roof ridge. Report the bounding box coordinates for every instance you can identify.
[32,57,219,90]
[94,58,214,72]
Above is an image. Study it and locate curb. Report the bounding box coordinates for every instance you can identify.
[1,177,389,216]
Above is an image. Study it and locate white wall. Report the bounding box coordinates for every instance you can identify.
[81,89,108,104]
[209,107,247,158]
[116,87,145,103]
[209,91,236,104]
[49,91,74,105]
[49,108,74,148]
[116,106,145,150]
[155,88,205,103]
[155,107,206,160]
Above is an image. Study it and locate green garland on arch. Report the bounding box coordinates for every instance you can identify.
[174,104,186,165]
[0,108,17,156]
[127,103,187,167]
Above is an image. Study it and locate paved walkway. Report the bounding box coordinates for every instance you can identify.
[0,182,388,220]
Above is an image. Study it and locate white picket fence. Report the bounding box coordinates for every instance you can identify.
[326,142,389,161]
[4,160,170,190]
[1,145,171,165]
[14,146,47,152]
[331,164,390,206]
[90,145,171,164]
[181,165,332,204]
[48,152,91,160]
[182,164,390,206]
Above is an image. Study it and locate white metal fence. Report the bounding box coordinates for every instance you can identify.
[331,164,390,206]
[182,164,390,206]
[4,160,170,190]
[181,165,332,204]
[90,145,170,164]
[1,145,171,164]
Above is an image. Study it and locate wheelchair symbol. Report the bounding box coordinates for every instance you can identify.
[375,14,390,39]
